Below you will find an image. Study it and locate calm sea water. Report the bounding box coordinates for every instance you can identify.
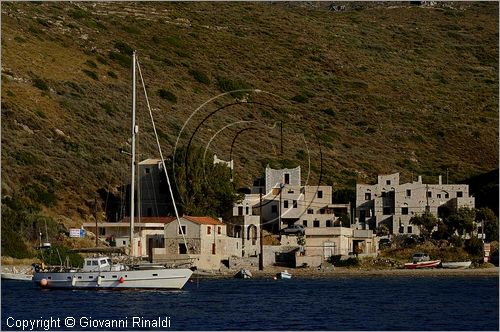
[1,276,498,331]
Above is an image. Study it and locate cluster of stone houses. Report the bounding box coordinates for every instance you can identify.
[83,158,476,270]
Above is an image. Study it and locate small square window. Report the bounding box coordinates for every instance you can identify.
[207,226,211,235]
[326,220,333,227]
[365,193,371,200]
[445,193,449,198]
[386,180,391,185]
[313,220,320,227]
[457,191,463,198]
[437,194,441,199]
[178,225,187,235]
[402,207,409,215]
[303,220,308,227]
[407,226,413,234]
[317,191,323,199]
[307,208,313,214]
[406,189,411,197]
[284,200,289,208]
[145,168,150,174]
[217,227,221,235]
[427,191,432,198]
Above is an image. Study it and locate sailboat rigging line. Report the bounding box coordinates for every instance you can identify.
[135,55,190,257]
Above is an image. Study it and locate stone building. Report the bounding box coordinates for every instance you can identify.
[355,173,475,235]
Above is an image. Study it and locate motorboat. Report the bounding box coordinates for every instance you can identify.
[32,256,192,289]
[234,268,252,279]
[276,270,292,279]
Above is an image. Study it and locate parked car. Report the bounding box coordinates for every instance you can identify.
[281,224,305,235]
[412,252,430,262]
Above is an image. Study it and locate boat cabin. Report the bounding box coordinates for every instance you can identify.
[82,257,112,272]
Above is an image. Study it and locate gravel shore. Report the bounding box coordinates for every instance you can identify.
[196,266,499,279]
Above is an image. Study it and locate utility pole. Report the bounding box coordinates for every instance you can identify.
[259,190,263,270]
[280,121,283,155]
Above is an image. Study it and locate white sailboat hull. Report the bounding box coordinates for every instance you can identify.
[33,268,192,289]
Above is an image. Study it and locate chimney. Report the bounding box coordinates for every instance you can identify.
[438,175,442,185]
[418,175,422,183]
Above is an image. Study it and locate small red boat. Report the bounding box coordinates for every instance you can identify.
[404,260,441,269]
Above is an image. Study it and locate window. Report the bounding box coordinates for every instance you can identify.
[122,240,126,245]
[145,168,150,174]
[407,226,413,234]
[457,191,463,198]
[399,226,404,234]
[92,260,98,266]
[406,189,411,197]
[178,243,187,254]
[112,275,117,278]
[445,193,449,198]
[212,243,216,255]
[86,261,92,266]
[271,205,278,213]
[89,276,93,279]
[326,220,333,227]
[383,207,392,215]
[207,226,211,235]
[152,273,158,277]
[100,259,107,265]
[303,220,308,227]
[313,220,320,227]
[317,191,323,198]
[238,206,243,216]
[217,227,221,235]
[320,208,325,214]
[284,200,289,208]
[293,200,297,208]
[307,208,313,214]
[365,193,371,200]
[288,190,294,194]
[437,194,441,199]
[246,206,249,215]
[427,191,432,198]
[178,225,186,235]
[386,180,391,185]
[284,173,290,184]
[402,207,409,215]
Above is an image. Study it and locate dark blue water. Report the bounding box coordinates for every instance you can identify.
[2,276,498,330]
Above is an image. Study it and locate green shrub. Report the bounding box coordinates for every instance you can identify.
[165,35,183,48]
[38,245,84,268]
[114,41,134,55]
[13,151,38,165]
[107,71,117,79]
[108,51,131,68]
[33,78,49,91]
[123,25,141,34]
[35,110,47,119]
[85,60,97,68]
[321,108,336,117]
[216,76,251,98]
[82,69,98,80]
[69,9,90,20]
[158,89,177,103]
[189,69,210,85]
[291,94,308,103]
[465,236,484,256]
[328,255,360,267]
[96,55,108,65]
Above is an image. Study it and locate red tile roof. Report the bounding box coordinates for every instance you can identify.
[182,215,223,225]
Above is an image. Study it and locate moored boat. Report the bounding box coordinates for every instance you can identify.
[32,256,192,289]
[1,273,33,281]
[276,270,292,279]
[234,268,252,279]
[441,261,472,269]
[404,260,441,269]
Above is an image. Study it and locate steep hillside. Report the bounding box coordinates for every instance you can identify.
[1,2,498,226]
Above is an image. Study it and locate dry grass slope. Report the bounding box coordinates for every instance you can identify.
[1,2,498,225]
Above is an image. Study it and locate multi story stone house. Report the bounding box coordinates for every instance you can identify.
[355,173,475,235]
[230,166,375,263]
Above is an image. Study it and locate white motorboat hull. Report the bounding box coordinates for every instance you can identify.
[276,272,292,279]
[33,268,193,289]
[441,261,472,269]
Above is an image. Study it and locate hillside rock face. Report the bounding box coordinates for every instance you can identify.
[1,2,498,222]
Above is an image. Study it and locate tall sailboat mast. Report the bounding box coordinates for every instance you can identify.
[130,51,137,256]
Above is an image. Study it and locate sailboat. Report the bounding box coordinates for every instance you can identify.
[32,52,193,289]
